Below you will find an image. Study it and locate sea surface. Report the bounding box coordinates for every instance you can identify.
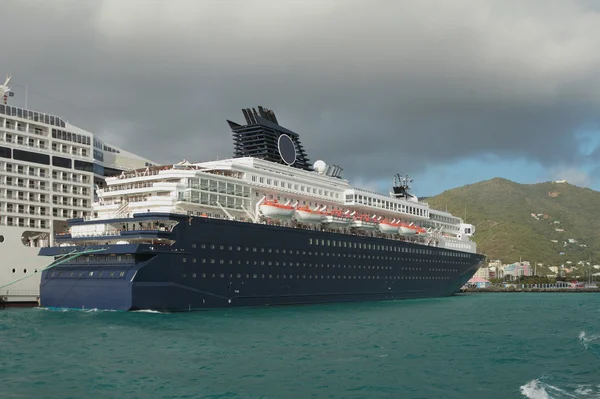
[1,293,600,399]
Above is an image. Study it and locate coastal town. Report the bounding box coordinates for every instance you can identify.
[464,259,600,290]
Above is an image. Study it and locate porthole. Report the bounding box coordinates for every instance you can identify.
[0,235,4,243]
[12,268,15,273]
[23,269,27,273]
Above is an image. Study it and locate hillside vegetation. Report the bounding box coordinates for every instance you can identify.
[426,178,600,270]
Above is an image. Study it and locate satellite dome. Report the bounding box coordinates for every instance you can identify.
[313,160,327,174]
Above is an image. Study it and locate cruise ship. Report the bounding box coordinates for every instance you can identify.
[39,106,485,311]
[0,75,155,306]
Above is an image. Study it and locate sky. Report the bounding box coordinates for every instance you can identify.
[2,0,600,196]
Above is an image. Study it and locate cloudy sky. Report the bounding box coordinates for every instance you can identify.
[2,0,600,196]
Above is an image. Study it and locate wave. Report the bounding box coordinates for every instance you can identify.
[579,331,600,351]
[520,377,600,399]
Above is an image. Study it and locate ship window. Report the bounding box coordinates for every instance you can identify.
[13,149,50,165]
[74,160,93,172]
[52,156,71,169]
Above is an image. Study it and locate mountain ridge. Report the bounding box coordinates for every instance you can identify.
[426,178,600,272]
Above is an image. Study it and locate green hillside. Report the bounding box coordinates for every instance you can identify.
[426,178,600,271]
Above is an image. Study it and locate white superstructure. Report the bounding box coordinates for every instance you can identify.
[89,156,477,255]
[0,75,155,304]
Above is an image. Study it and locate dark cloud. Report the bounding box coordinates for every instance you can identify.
[2,0,600,185]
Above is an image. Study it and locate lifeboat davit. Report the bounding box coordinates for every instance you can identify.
[259,200,295,220]
[294,206,324,224]
[322,211,352,228]
[378,219,400,234]
[349,214,379,230]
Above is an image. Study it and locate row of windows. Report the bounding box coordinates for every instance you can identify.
[52,208,88,219]
[348,193,428,218]
[3,162,48,177]
[193,243,468,263]
[250,175,341,199]
[0,216,48,228]
[64,255,133,263]
[52,128,91,146]
[184,273,451,281]
[52,170,91,184]
[0,208,88,221]
[93,137,120,153]
[308,238,469,258]
[52,182,91,196]
[0,189,47,203]
[10,268,39,274]
[430,212,460,225]
[0,105,66,127]
[178,191,251,210]
[0,146,89,169]
[1,130,89,158]
[187,178,251,197]
[1,175,48,191]
[1,131,48,150]
[0,202,48,216]
[48,270,126,279]
[183,257,459,271]
[51,142,88,158]
[2,119,45,135]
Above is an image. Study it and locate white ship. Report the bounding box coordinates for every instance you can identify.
[0,74,155,306]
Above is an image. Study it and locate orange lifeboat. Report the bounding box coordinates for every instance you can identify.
[294,206,324,224]
[378,219,401,234]
[259,200,295,220]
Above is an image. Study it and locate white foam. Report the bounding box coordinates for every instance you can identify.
[579,331,600,351]
[133,309,162,314]
[520,378,580,399]
[574,386,593,396]
[521,379,550,399]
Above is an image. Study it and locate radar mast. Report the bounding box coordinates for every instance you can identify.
[392,173,414,199]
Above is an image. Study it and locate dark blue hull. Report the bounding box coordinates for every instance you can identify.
[40,215,485,311]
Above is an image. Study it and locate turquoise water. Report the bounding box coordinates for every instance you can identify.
[2,293,600,399]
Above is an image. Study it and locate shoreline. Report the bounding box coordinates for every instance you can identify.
[460,288,600,293]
